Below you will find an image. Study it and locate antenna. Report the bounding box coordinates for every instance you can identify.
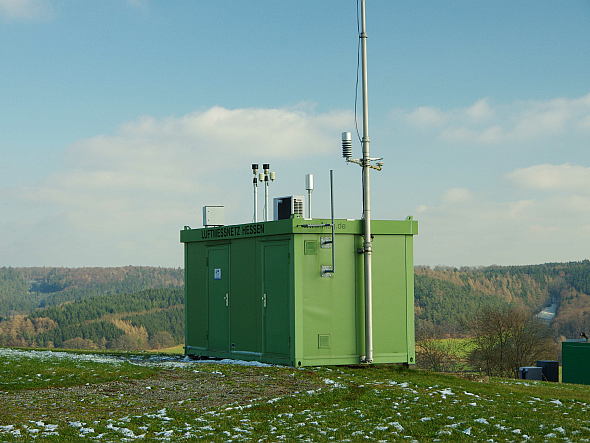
[305,174,314,218]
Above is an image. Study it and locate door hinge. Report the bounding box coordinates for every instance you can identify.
[206,256,209,266]
[263,293,267,308]
[287,252,290,263]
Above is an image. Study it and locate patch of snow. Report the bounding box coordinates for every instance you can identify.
[536,303,558,322]
[391,422,404,432]
[323,378,345,388]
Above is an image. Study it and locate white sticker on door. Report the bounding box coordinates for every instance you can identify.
[214,268,222,280]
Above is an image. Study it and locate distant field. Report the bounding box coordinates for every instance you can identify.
[0,346,588,441]
[149,344,184,355]
[438,337,475,358]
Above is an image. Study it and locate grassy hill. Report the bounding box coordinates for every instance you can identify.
[1,348,589,441]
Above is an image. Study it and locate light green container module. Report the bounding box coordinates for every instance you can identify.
[180,215,417,367]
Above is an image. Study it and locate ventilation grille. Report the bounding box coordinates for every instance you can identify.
[293,197,304,216]
[273,196,305,220]
[318,334,331,349]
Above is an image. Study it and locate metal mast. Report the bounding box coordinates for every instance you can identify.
[342,0,383,363]
[359,0,373,363]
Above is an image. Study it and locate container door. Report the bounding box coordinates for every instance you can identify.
[207,245,230,352]
[262,241,290,358]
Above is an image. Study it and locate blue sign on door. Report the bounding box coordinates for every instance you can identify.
[214,268,222,280]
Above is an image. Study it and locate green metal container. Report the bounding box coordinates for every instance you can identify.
[562,341,590,384]
[180,215,417,367]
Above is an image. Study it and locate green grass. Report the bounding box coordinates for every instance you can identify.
[1,347,590,441]
[0,348,158,392]
[437,337,476,358]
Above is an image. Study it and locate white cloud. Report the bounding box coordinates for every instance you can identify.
[440,124,505,144]
[442,187,473,204]
[406,106,447,128]
[0,106,352,266]
[400,93,590,144]
[0,0,53,21]
[507,199,536,221]
[466,98,494,121]
[414,183,590,267]
[507,163,590,193]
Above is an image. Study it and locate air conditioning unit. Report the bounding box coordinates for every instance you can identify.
[273,196,304,220]
[202,206,224,227]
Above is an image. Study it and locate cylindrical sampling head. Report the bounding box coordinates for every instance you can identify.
[252,163,258,174]
[305,173,314,191]
[342,132,352,158]
[258,173,264,182]
[263,163,270,174]
[269,171,276,181]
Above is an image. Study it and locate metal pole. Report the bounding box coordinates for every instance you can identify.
[253,179,258,222]
[360,0,373,363]
[330,170,335,274]
[265,176,269,222]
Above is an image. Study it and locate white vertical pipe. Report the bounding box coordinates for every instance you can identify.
[305,173,314,219]
[360,0,373,363]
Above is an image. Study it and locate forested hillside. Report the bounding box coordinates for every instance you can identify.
[0,288,183,350]
[415,260,590,339]
[0,261,588,350]
[0,266,183,315]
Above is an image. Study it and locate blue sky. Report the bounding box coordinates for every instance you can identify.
[1,0,589,268]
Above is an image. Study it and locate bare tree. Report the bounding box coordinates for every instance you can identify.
[416,322,465,372]
[463,306,556,378]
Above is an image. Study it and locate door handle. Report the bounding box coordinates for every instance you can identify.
[225,293,229,307]
[263,293,267,308]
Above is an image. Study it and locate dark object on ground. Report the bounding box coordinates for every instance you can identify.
[537,360,559,382]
